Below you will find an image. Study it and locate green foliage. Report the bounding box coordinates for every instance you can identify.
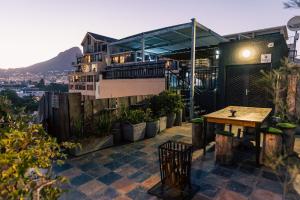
[0,95,77,200]
[145,108,158,122]
[191,117,204,124]
[150,91,183,117]
[0,89,38,113]
[123,109,146,124]
[276,122,297,129]
[266,127,283,135]
[95,111,115,137]
[216,130,234,136]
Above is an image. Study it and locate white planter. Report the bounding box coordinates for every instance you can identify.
[159,116,167,132]
[122,122,146,142]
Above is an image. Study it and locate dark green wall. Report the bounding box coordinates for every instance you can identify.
[217,33,288,108]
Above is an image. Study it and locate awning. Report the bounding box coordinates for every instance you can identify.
[109,21,228,54]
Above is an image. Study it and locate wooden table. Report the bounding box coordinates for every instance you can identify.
[203,106,272,165]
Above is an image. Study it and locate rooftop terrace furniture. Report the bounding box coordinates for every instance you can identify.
[203,106,272,165]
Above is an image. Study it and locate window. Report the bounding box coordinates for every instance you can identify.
[87,35,91,45]
[87,85,94,90]
[102,44,107,52]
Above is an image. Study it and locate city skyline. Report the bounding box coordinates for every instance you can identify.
[0,0,298,68]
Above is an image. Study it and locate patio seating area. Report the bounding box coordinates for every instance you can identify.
[55,123,300,200]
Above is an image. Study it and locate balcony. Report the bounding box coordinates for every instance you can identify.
[72,53,103,66]
[102,61,166,79]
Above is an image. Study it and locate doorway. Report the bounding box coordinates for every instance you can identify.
[225,64,271,107]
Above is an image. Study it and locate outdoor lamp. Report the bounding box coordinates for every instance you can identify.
[242,49,251,58]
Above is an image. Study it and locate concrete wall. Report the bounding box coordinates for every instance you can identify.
[97,78,165,99]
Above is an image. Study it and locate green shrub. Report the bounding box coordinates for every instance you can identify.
[124,109,145,124]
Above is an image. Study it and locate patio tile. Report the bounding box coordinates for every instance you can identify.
[231,171,257,187]
[58,189,90,200]
[141,164,160,174]
[211,166,234,178]
[95,156,114,165]
[141,175,161,189]
[127,186,153,200]
[130,159,148,169]
[104,160,125,170]
[197,182,220,198]
[110,152,126,160]
[226,180,252,197]
[70,173,93,187]
[86,166,111,178]
[250,188,283,200]
[53,163,73,173]
[89,187,119,199]
[238,164,261,176]
[199,173,229,187]
[215,190,248,200]
[118,155,138,164]
[97,172,122,185]
[128,171,151,183]
[79,161,99,171]
[115,164,138,177]
[131,150,148,157]
[192,169,209,180]
[78,179,107,196]
[261,170,281,182]
[256,178,283,195]
[111,177,138,194]
[114,195,133,200]
[59,167,82,179]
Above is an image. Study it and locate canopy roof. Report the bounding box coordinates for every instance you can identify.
[109,21,228,54]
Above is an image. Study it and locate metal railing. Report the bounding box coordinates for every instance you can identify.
[102,61,166,79]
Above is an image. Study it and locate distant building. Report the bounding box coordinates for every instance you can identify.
[68,20,290,114]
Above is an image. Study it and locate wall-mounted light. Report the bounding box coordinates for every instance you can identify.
[242,49,251,58]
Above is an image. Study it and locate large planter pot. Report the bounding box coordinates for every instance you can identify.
[122,122,146,142]
[277,123,297,156]
[112,122,122,145]
[70,135,114,156]
[262,127,283,167]
[146,120,160,138]
[159,116,167,132]
[215,131,234,165]
[174,109,183,126]
[166,113,176,128]
[191,118,204,149]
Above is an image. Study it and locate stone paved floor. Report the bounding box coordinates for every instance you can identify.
[55,123,300,200]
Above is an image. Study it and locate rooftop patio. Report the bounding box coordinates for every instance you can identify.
[55,123,300,200]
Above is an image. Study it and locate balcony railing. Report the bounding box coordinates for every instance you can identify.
[102,61,166,79]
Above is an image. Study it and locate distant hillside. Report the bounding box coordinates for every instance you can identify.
[2,47,82,74]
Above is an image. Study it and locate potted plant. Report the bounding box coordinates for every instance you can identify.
[149,94,167,132]
[122,109,146,142]
[276,122,297,156]
[160,91,183,128]
[145,108,160,138]
[191,117,204,148]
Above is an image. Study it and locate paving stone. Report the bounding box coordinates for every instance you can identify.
[131,150,148,157]
[238,164,260,176]
[110,152,126,159]
[97,172,122,185]
[59,189,90,200]
[127,186,153,200]
[256,178,283,195]
[119,155,138,164]
[199,173,229,187]
[141,175,161,189]
[261,170,280,182]
[111,177,138,194]
[59,167,82,179]
[70,173,93,187]
[130,159,148,169]
[211,166,234,178]
[104,160,125,170]
[89,187,119,199]
[250,188,283,200]
[53,163,73,173]
[197,182,220,198]
[215,190,248,200]
[141,164,160,174]
[79,161,99,171]
[115,164,139,177]
[192,169,209,180]
[128,171,151,183]
[226,180,252,197]
[231,171,257,187]
[86,166,111,178]
[78,179,107,196]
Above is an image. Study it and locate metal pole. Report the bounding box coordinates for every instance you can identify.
[141,34,145,62]
[190,18,196,120]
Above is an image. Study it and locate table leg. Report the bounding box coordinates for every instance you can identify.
[203,118,207,156]
[255,125,261,166]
